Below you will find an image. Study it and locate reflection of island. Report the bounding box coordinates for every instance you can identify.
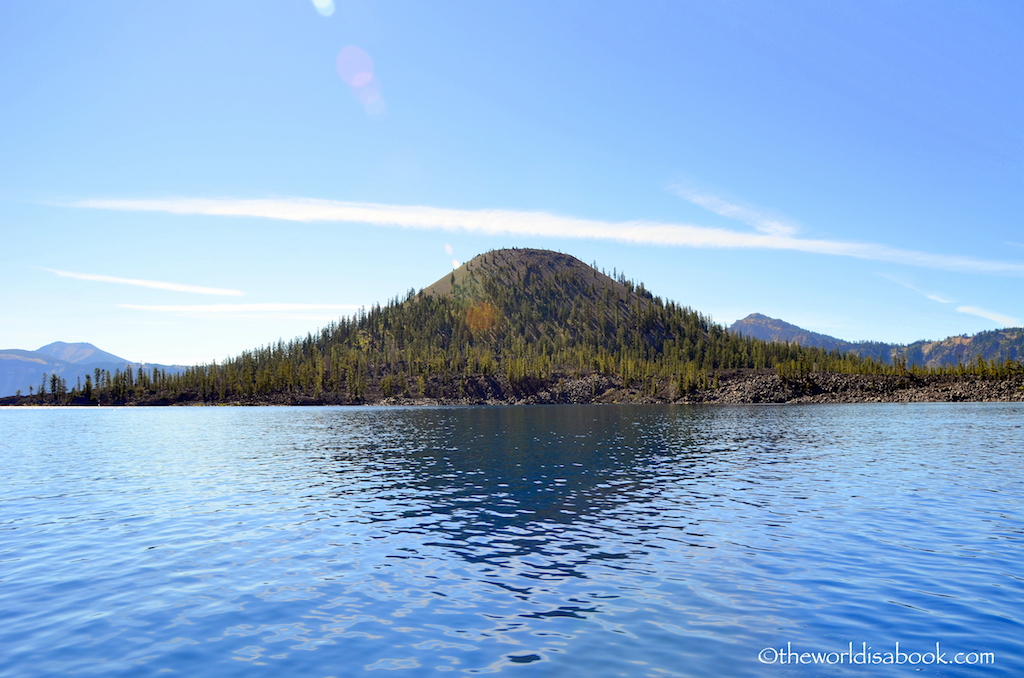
[281,404,759,655]
[251,402,997,678]
[7,249,1022,406]
[305,405,792,580]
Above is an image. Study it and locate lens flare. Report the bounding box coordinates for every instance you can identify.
[444,244,453,255]
[465,301,498,335]
[336,46,387,119]
[350,76,381,105]
[336,46,373,87]
[311,0,335,17]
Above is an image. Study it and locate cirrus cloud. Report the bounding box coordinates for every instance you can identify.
[956,306,1022,327]
[44,268,243,296]
[74,197,1024,277]
[668,184,801,236]
[120,303,361,313]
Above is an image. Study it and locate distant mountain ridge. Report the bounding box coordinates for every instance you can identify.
[0,342,187,397]
[729,313,1024,368]
[35,341,128,365]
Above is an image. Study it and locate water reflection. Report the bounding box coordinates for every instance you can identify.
[1,404,1023,677]
[306,406,760,575]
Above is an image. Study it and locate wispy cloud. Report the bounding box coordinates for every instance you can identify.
[956,306,1022,327]
[668,184,800,236]
[74,197,1024,276]
[878,274,1020,327]
[44,268,244,297]
[120,303,361,314]
[876,273,953,303]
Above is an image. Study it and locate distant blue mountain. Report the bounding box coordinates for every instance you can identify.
[35,341,128,365]
[729,313,1024,368]
[0,342,187,397]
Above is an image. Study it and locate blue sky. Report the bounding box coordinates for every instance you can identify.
[2,1,1022,364]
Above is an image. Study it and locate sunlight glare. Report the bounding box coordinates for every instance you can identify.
[311,0,335,17]
[336,46,374,87]
[337,46,386,119]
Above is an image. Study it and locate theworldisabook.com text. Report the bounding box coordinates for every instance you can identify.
[758,642,994,666]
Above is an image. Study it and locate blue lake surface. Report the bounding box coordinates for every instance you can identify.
[1,403,1022,677]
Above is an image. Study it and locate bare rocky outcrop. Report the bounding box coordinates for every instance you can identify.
[691,372,1024,404]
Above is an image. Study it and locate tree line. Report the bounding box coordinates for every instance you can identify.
[22,254,1024,405]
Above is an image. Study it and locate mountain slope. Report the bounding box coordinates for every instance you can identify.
[0,344,188,397]
[902,328,1024,367]
[729,314,892,361]
[420,248,663,348]
[730,313,851,352]
[729,313,1024,368]
[36,341,128,365]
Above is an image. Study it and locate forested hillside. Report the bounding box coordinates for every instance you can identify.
[731,313,1024,367]
[12,249,1023,406]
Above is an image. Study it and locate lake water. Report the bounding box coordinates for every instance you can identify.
[1,404,1022,677]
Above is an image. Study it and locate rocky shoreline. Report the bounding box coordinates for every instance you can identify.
[4,371,1022,407]
[697,371,1024,404]
[477,371,1024,405]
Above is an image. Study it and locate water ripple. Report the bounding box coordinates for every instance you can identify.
[1,403,1022,677]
